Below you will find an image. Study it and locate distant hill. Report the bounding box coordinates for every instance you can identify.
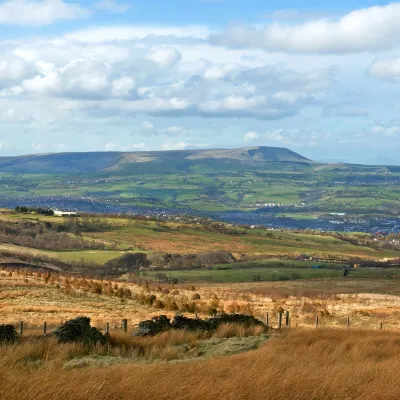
[0,146,312,174]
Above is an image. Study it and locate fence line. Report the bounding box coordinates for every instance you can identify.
[7,314,396,337]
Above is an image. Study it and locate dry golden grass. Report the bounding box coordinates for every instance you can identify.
[1,329,399,400]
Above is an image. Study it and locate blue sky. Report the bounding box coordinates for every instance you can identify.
[0,0,399,164]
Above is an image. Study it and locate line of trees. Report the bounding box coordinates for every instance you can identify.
[0,220,106,251]
[15,206,54,216]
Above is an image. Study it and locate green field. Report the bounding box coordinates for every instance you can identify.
[0,147,400,214]
[144,267,400,283]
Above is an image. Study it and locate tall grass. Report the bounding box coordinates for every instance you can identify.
[0,324,265,366]
[1,329,399,399]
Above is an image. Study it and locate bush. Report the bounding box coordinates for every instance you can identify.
[0,324,19,343]
[134,313,265,337]
[134,315,172,336]
[52,317,106,345]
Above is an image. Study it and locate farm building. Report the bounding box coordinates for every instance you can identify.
[53,210,77,217]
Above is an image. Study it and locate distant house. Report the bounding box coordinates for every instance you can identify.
[53,210,77,217]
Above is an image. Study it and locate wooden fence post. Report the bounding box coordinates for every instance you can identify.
[265,313,269,328]
[122,319,128,333]
[19,321,24,336]
[316,314,319,328]
[106,322,110,334]
[285,311,290,327]
[346,316,350,330]
[380,322,383,330]
[43,322,47,336]
[278,312,282,330]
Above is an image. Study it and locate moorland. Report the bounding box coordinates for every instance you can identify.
[1,207,399,400]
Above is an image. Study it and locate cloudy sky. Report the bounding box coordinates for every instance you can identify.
[0,0,399,163]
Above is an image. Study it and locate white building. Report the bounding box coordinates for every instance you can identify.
[53,210,77,217]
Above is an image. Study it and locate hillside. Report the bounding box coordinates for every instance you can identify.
[0,146,311,174]
[0,146,399,226]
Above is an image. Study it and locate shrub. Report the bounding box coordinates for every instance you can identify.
[134,315,172,336]
[134,314,265,337]
[0,325,19,343]
[52,317,106,345]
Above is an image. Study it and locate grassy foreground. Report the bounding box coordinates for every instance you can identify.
[1,328,399,400]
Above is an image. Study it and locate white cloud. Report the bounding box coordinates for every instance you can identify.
[160,140,189,150]
[244,131,258,142]
[0,33,335,121]
[145,47,181,68]
[202,63,238,80]
[369,58,400,81]
[95,0,130,13]
[65,25,209,43]
[211,3,400,54]
[22,59,111,98]
[0,0,89,26]
[111,76,136,97]
[0,57,37,86]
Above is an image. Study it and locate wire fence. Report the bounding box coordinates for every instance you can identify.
[8,312,399,338]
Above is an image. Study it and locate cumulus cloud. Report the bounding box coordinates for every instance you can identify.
[0,0,90,26]
[111,76,136,97]
[211,3,400,54]
[7,36,330,120]
[369,58,400,81]
[0,57,38,88]
[21,58,111,98]
[244,131,258,142]
[145,47,181,68]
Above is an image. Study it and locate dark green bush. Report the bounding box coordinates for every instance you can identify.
[52,316,106,345]
[0,324,19,343]
[134,313,265,337]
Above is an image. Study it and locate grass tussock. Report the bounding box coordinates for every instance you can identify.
[0,329,399,400]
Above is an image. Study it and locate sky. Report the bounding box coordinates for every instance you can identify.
[0,1,399,164]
